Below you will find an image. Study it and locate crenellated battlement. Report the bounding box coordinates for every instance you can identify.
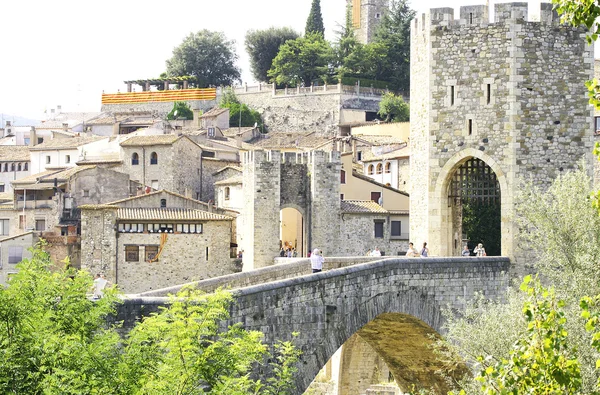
[243,149,341,166]
[413,2,560,31]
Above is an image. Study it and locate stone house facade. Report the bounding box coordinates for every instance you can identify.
[0,231,37,286]
[80,190,239,294]
[340,200,409,256]
[0,146,30,193]
[410,3,595,261]
[347,0,389,44]
[119,135,202,198]
[362,146,410,192]
[29,136,105,174]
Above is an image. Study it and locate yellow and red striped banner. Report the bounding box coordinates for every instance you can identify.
[101,88,217,104]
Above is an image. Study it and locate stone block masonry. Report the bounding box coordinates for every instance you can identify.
[115,256,510,394]
[410,3,595,263]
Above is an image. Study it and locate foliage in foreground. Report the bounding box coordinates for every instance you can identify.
[438,168,600,394]
[0,244,300,394]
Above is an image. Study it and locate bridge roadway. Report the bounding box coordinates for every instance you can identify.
[116,256,511,394]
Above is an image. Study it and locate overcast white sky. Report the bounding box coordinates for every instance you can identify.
[0,0,547,120]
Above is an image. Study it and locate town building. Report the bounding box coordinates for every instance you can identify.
[119,135,202,198]
[347,0,389,44]
[0,231,38,285]
[80,190,239,294]
[29,136,106,174]
[0,146,30,193]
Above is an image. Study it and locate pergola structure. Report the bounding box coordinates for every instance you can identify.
[123,76,198,92]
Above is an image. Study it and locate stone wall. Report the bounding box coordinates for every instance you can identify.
[80,206,118,282]
[410,4,595,262]
[116,221,235,294]
[119,138,201,197]
[236,88,382,136]
[201,158,240,202]
[341,213,409,256]
[116,256,511,394]
[71,167,130,206]
[0,232,36,285]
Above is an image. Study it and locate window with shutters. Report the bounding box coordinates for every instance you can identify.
[125,246,139,262]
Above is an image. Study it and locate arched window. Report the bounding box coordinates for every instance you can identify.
[24,163,28,171]
[131,152,139,165]
[385,162,391,174]
[376,163,383,174]
[224,187,230,200]
[3,163,7,172]
[10,163,15,172]
[17,163,22,171]
[150,152,158,165]
[368,164,374,175]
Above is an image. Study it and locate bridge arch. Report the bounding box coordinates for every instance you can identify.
[433,148,512,258]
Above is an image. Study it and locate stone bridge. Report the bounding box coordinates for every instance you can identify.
[117,256,510,394]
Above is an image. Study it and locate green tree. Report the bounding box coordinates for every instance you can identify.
[245,27,300,83]
[438,168,600,393]
[476,276,582,394]
[0,243,300,394]
[372,0,416,92]
[305,0,325,36]
[167,101,194,120]
[268,33,333,87]
[220,89,264,130]
[166,30,241,88]
[378,92,409,122]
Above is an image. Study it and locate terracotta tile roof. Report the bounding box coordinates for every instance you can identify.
[120,134,181,147]
[0,146,30,161]
[222,126,256,137]
[200,107,229,118]
[29,136,105,151]
[76,153,123,165]
[117,207,233,221]
[12,165,96,188]
[209,138,255,151]
[213,165,243,175]
[341,200,388,214]
[0,231,35,243]
[250,132,332,150]
[352,171,410,197]
[214,176,242,186]
[388,210,410,215]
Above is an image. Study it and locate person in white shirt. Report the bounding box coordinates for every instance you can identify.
[371,247,382,257]
[92,273,108,299]
[310,249,324,273]
[406,242,419,257]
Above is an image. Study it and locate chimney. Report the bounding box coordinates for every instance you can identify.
[5,121,12,137]
[62,122,69,131]
[192,109,202,128]
[30,127,37,146]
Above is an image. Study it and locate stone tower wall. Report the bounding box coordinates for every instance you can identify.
[242,150,281,270]
[410,3,594,259]
[348,0,389,44]
[309,150,342,257]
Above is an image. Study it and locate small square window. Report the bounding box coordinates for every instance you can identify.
[125,246,139,262]
[374,221,384,238]
[391,221,401,237]
[35,219,46,231]
[8,246,23,264]
[145,246,159,261]
[82,190,89,197]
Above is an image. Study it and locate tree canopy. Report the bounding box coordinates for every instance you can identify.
[268,33,333,87]
[220,89,264,130]
[305,0,325,36]
[166,30,241,88]
[377,92,409,122]
[167,101,194,120]
[245,27,300,82]
[0,243,299,394]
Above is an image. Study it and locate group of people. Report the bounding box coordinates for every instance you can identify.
[279,241,298,258]
[406,242,429,257]
[463,243,486,257]
[366,247,382,257]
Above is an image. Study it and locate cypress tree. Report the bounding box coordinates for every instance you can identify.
[305,0,325,36]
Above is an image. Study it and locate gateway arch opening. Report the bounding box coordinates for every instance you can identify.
[449,157,501,256]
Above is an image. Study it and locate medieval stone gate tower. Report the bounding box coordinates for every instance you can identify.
[347,0,389,44]
[242,150,342,270]
[409,3,595,263]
